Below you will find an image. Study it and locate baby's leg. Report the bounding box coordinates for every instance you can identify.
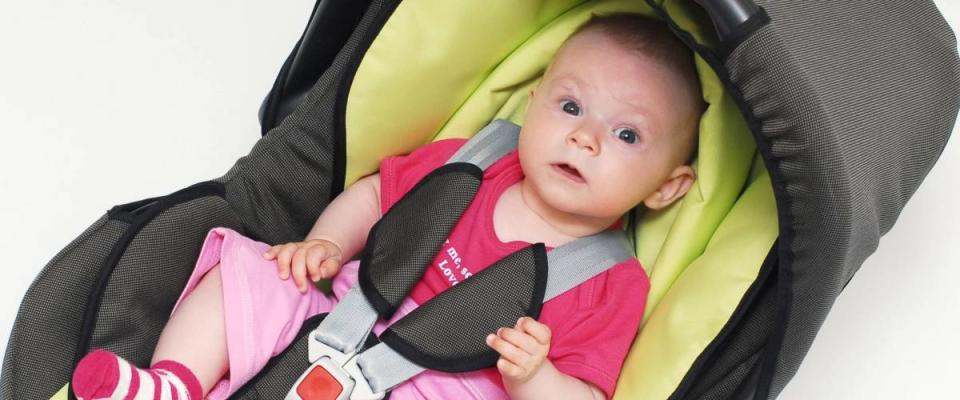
[152,262,229,393]
[74,227,341,399]
[72,263,229,400]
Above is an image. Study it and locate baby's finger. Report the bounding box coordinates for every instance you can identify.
[276,244,297,279]
[291,257,309,293]
[305,246,329,281]
[486,334,529,366]
[518,317,552,346]
[497,327,540,354]
[276,258,290,280]
[496,358,525,379]
[319,256,341,280]
[306,262,322,283]
[292,247,309,286]
[262,245,279,260]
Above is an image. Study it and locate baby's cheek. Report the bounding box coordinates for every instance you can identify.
[606,168,657,204]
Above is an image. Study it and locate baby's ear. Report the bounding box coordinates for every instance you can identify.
[643,165,696,210]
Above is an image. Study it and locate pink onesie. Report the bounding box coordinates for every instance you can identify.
[172,138,650,399]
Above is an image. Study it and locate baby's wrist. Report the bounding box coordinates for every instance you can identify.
[504,357,556,390]
[304,235,344,254]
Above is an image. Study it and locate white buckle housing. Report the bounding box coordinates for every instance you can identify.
[342,355,384,400]
[286,332,385,400]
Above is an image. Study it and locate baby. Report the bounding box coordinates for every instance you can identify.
[71,13,702,400]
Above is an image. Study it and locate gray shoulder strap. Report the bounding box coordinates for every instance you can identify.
[544,230,635,299]
[357,230,637,393]
[446,119,520,169]
[311,119,521,358]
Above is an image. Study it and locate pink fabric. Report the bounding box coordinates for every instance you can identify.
[172,138,649,399]
[379,139,650,399]
[172,229,502,399]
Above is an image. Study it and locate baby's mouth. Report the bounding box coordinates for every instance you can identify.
[552,163,586,183]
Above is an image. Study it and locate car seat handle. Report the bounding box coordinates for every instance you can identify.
[694,0,761,42]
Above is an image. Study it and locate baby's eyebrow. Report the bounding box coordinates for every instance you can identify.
[551,75,586,92]
[618,106,656,135]
[559,80,579,91]
[622,100,651,117]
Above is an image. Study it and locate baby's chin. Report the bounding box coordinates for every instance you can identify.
[540,195,626,224]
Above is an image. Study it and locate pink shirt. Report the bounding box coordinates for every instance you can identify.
[379,138,650,399]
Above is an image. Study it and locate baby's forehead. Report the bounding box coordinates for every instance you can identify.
[550,32,671,76]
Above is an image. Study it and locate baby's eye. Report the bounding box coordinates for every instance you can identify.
[560,100,581,116]
[614,127,639,144]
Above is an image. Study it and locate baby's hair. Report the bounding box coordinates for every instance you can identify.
[571,13,698,89]
[569,13,703,164]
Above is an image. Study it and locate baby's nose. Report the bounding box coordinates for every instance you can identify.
[567,130,599,154]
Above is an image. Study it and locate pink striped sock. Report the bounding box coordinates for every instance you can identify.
[71,349,203,400]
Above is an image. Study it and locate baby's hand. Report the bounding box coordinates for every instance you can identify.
[485,316,552,385]
[262,239,343,293]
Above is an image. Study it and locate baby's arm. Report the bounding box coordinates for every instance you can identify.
[304,173,382,259]
[487,317,606,400]
[264,173,381,291]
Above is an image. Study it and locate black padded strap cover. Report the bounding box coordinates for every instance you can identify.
[358,162,483,319]
[377,244,548,372]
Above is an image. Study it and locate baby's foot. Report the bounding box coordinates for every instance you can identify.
[71,349,203,400]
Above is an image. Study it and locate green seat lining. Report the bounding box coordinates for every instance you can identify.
[350,0,775,399]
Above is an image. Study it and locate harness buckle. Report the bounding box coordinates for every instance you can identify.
[287,335,385,400]
[286,356,355,400]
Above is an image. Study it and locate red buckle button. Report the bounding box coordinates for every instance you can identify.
[296,365,345,400]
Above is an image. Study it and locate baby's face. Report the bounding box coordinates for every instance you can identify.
[519,29,699,222]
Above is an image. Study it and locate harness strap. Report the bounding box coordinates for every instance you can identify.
[446,119,521,169]
[309,288,377,358]
[295,120,638,398]
[311,119,523,357]
[358,163,483,319]
[357,230,633,392]
[544,230,634,299]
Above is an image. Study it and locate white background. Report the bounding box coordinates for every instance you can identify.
[0,1,957,398]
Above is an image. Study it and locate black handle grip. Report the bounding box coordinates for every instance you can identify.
[694,0,761,43]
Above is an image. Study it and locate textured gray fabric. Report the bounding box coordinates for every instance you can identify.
[0,216,124,400]
[699,353,762,400]
[722,1,959,398]
[215,0,391,246]
[89,196,242,364]
[315,118,515,359]
[446,119,521,169]
[379,245,545,373]
[1,192,241,398]
[355,231,633,392]
[361,166,481,314]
